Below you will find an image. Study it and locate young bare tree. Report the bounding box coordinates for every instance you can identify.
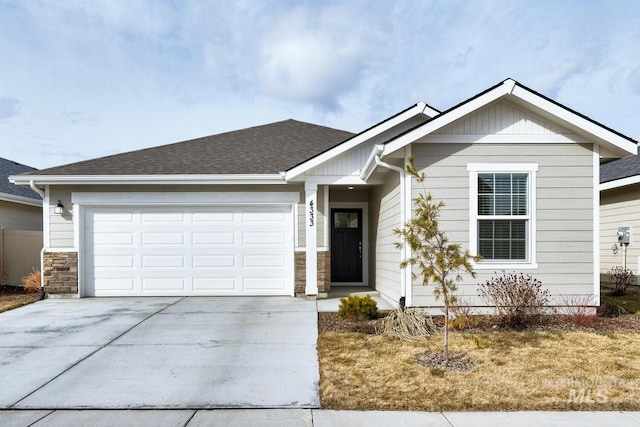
[395,156,480,365]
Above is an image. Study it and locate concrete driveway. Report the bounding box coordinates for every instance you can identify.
[0,297,319,409]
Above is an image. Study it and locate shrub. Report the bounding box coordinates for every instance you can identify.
[478,272,550,329]
[337,294,378,321]
[448,297,477,330]
[607,266,634,296]
[601,301,626,318]
[558,294,597,326]
[21,268,41,294]
[376,308,438,340]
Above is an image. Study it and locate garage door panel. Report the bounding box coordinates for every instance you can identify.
[141,232,185,245]
[193,255,236,268]
[84,205,293,296]
[93,212,134,222]
[192,212,235,222]
[243,231,286,245]
[193,278,237,291]
[243,211,286,222]
[142,255,185,268]
[243,254,287,268]
[93,278,135,292]
[94,233,135,245]
[94,255,135,268]
[142,277,187,291]
[192,232,236,246]
[141,212,184,222]
[244,277,287,291]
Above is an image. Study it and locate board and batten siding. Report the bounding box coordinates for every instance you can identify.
[600,185,640,279]
[305,115,427,177]
[410,142,595,307]
[0,201,42,231]
[47,184,305,249]
[370,171,402,303]
[434,99,571,136]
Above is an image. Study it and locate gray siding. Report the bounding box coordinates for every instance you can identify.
[0,201,42,231]
[370,172,402,302]
[411,142,595,306]
[600,185,640,276]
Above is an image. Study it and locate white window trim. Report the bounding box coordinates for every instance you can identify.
[468,163,538,269]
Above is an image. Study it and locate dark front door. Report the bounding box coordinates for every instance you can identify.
[331,209,363,282]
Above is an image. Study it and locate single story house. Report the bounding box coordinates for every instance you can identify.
[1,158,43,286]
[600,150,640,284]
[11,79,637,307]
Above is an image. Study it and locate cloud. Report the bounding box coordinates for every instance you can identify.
[255,5,379,111]
[0,97,19,120]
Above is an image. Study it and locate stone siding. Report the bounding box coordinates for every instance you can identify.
[295,251,331,295]
[43,251,78,296]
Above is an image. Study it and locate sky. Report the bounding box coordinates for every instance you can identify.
[1,0,640,170]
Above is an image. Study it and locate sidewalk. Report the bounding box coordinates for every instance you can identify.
[2,409,640,427]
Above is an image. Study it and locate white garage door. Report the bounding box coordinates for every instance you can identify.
[83,205,294,296]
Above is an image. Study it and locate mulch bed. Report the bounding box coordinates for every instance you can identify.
[0,285,40,302]
[318,310,640,334]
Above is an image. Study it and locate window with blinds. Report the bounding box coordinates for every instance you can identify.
[477,173,529,260]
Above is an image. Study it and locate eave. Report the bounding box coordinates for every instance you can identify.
[9,174,288,186]
[0,193,42,207]
[599,175,640,191]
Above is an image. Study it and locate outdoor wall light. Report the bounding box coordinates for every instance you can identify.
[54,200,64,215]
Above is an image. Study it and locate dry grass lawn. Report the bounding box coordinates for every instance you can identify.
[318,330,640,411]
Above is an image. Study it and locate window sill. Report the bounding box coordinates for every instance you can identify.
[473,262,538,270]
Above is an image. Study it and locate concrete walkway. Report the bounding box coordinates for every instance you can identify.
[1,409,639,426]
[0,297,318,409]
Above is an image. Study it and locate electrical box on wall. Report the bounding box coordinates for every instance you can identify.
[617,227,630,245]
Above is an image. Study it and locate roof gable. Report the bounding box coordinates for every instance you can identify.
[382,79,637,158]
[285,102,432,180]
[434,99,572,137]
[0,158,40,202]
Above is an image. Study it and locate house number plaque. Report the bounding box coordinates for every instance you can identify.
[309,200,315,227]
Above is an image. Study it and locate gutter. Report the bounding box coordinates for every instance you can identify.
[11,174,288,186]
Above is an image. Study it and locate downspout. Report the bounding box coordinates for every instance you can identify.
[29,181,46,300]
[29,180,45,198]
[373,155,408,309]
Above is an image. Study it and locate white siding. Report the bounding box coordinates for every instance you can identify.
[411,142,595,307]
[435,99,571,136]
[600,185,640,277]
[0,201,42,231]
[370,172,402,303]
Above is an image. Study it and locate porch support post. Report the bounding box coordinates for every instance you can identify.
[305,182,318,296]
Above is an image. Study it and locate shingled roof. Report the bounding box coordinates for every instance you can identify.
[601,148,640,184]
[24,119,354,176]
[0,158,40,200]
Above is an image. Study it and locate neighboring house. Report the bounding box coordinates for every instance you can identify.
[10,79,637,307]
[600,150,640,283]
[0,158,42,231]
[1,158,43,286]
